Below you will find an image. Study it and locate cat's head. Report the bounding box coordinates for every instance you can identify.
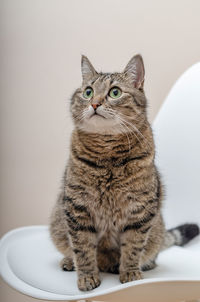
[71,54,147,134]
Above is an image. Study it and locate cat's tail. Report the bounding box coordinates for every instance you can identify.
[162,223,199,249]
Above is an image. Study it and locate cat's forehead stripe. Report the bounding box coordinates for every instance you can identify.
[90,73,126,88]
[91,73,122,89]
[97,73,111,83]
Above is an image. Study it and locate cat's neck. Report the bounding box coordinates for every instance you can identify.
[71,123,154,162]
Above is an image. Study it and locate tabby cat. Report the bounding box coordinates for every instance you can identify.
[50,54,199,291]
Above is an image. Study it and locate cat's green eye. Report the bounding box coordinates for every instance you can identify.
[109,87,122,99]
[83,87,93,99]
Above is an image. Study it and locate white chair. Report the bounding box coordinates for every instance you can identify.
[1,63,200,302]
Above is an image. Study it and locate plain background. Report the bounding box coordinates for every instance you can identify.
[0,0,200,301]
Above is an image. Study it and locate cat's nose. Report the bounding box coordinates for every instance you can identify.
[91,103,101,110]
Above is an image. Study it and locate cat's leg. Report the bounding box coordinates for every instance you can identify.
[119,194,161,283]
[60,246,75,271]
[119,229,144,283]
[140,214,165,271]
[50,196,74,271]
[68,227,100,291]
[65,201,100,291]
[50,223,74,271]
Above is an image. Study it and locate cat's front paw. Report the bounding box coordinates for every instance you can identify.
[60,257,75,271]
[119,270,142,283]
[78,273,101,291]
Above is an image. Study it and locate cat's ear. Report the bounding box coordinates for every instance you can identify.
[81,55,98,82]
[124,54,145,89]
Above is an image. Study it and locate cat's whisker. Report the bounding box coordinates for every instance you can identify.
[116,114,143,148]
[119,112,144,123]
[79,108,90,121]
[116,113,144,153]
[110,112,137,145]
[105,108,142,124]
[118,115,151,151]
[116,119,132,153]
[130,123,151,150]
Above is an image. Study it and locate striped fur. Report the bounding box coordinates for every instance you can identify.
[50,55,199,291]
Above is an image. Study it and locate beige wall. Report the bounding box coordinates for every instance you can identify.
[0,0,200,301]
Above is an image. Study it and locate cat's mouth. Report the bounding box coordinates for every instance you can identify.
[91,111,106,119]
[83,106,113,122]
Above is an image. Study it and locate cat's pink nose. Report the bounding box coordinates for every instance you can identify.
[91,103,101,110]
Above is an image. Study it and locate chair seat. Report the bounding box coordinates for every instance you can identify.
[0,225,200,301]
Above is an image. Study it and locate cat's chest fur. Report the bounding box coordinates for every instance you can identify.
[84,165,143,234]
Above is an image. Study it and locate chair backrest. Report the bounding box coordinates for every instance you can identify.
[153,63,200,228]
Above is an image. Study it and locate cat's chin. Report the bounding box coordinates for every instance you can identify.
[77,116,122,134]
